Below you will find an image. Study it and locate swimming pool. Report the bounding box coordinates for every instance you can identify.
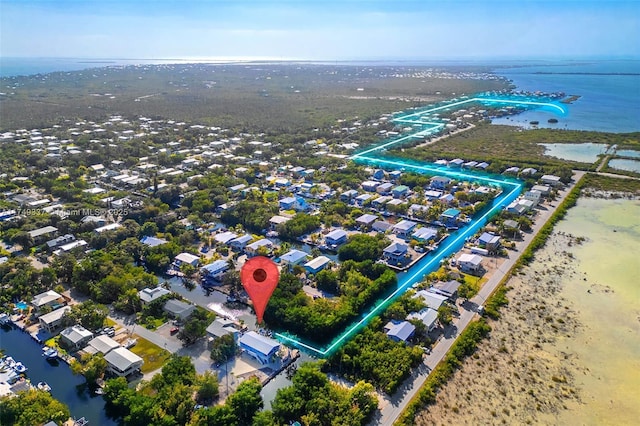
[15,302,28,310]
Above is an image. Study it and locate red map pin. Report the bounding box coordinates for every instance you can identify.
[240,256,280,324]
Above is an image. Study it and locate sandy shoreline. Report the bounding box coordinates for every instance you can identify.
[415,197,640,426]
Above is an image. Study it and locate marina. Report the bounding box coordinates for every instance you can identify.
[0,325,116,425]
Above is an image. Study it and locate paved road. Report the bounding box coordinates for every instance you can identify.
[108,312,182,354]
[371,171,585,425]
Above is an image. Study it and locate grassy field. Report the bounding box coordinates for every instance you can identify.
[391,123,640,170]
[582,173,640,195]
[129,335,171,373]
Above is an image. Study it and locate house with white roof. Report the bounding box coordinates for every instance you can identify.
[60,325,94,351]
[31,290,64,311]
[384,320,415,342]
[39,306,71,333]
[174,252,200,267]
[104,347,143,377]
[239,331,280,365]
[86,335,120,355]
[393,220,417,237]
[457,253,483,274]
[304,256,331,275]
[138,286,171,305]
[280,249,308,269]
[407,308,439,332]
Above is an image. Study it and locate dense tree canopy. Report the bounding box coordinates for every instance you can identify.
[0,390,70,426]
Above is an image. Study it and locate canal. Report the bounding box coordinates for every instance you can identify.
[0,325,117,425]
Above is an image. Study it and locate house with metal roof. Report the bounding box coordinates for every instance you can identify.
[478,232,501,251]
[140,236,168,247]
[245,239,274,257]
[457,253,483,274]
[414,290,448,311]
[383,242,409,265]
[229,234,253,250]
[412,227,438,243]
[393,220,417,237]
[280,249,308,269]
[138,286,171,305]
[304,256,331,275]
[163,299,195,320]
[206,318,241,341]
[201,260,229,282]
[239,331,280,365]
[104,347,143,377]
[384,320,415,342]
[38,306,71,333]
[325,229,348,247]
[60,325,94,351]
[174,252,200,267]
[355,213,378,227]
[86,335,121,355]
[407,308,439,332]
[31,290,64,311]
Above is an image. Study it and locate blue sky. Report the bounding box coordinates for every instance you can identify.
[1,0,638,59]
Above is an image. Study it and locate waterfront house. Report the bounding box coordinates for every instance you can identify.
[280,249,308,269]
[245,239,274,257]
[440,208,461,227]
[201,260,229,282]
[86,335,120,356]
[163,299,195,320]
[269,215,290,230]
[449,158,464,167]
[393,220,417,237]
[104,347,143,377]
[138,286,171,305]
[372,196,392,209]
[174,252,200,268]
[407,308,439,332]
[384,320,415,343]
[383,242,409,265]
[412,227,438,243]
[60,325,94,351]
[372,169,385,180]
[506,201,527,215]
[424,189,444,200]
[304,256,331,275]
[531,184,551,196]
[325,229,348,247]
[31,290,65,311]
[456,253,483,274]
[523,190,542,206]
[38,306,71,333]
[278,197,297,210]
[239,331,280,365]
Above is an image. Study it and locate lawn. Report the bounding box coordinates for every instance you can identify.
[129,335,171,374]
[44,335,69,357]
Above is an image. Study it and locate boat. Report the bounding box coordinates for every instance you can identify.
[548,118,558,123]
[37,381,51,392]
[73,417,89,426]
[42,347,59,360]
[0,313,10,324]
[13,362,27,373]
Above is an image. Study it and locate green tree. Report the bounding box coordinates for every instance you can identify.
[210,334,237,364]
[227,377,263,425]
[196,371,219,404]
[0,389,70,426]
[438,304,454,326]
[178,307,212,345]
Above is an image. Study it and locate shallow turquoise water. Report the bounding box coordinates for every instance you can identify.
[540,143,608,163]
[616,149,640,159]
[608,158,640,172]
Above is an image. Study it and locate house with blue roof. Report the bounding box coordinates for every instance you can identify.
[280,249,308,269]
[478,232,501,252]
[430,176,451,190]
[384,320,415,342]
[239,331,280,364]
[229,234,253,251]
[440,208,461,227]
[201,260,229,282]
[372,169,385,180]
[389,170,402,181]
[279,197,297,210]
[325,229,348,247]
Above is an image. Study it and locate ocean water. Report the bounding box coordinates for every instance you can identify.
[493,60,640,133]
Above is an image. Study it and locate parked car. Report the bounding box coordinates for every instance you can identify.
[170,327,179,335]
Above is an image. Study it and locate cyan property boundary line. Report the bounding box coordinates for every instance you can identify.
[275,95,565,356]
